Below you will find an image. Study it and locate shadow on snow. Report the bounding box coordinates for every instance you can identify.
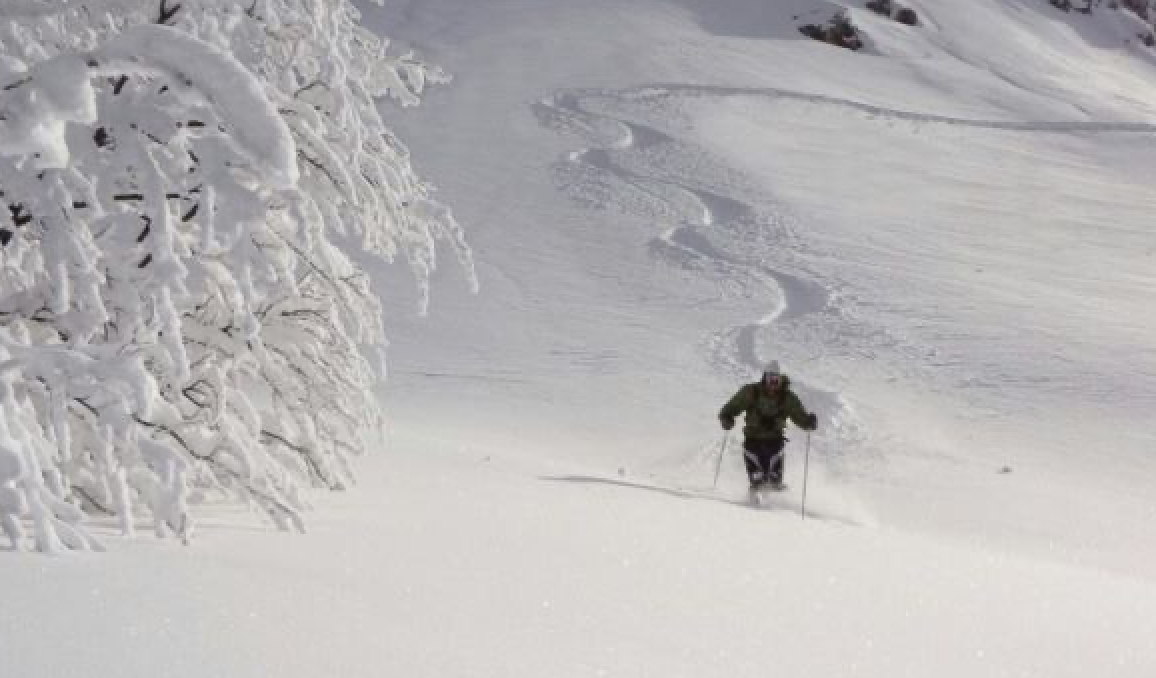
[540,474,862,526]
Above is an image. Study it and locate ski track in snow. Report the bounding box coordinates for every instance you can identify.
[534,81,1156,483]
[535,89,834,377]
[534,86,867,483]
[631,83,1156,134]
[540,474,865,527]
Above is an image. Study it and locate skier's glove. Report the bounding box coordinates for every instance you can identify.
[720,416,735,431]
[802,413,818,431]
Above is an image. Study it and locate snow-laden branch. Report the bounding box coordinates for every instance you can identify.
[91,24,298,189]
[0,0,474,552]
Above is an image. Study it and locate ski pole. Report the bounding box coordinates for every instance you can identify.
[801,432,812,519]
[712,433,729,489]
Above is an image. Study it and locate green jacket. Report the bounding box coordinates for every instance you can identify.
[719,376,811,440]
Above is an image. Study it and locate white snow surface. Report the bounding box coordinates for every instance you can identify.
[6,0,1156,676]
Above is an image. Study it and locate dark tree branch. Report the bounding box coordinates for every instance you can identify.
[72,487,115,516]
[157,0,182,25]
[2,76,32,91]
[260,429,338,490]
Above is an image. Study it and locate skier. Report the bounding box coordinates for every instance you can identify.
[718,361,817,496]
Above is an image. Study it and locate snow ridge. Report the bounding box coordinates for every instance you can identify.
[628,83,1156,133]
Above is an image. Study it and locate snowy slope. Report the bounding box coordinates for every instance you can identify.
[5,439,1156,678]
[6,1,1156,677]
[369,0,1156,573]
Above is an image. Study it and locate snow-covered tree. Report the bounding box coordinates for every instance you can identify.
[1120,0,1153,20]
[0,0,475,552]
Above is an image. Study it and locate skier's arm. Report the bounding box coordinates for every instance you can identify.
[786,393,818,431]
[718,386,752,422]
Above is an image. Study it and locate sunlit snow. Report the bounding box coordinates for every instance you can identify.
[3,1,1156,677]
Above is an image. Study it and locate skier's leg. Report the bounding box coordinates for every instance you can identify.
[742,439,764,486]
[749,438,778,488]
[767,437,786,485]
[752,439,775,488]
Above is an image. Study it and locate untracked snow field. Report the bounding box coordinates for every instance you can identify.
[6,1,1156,676]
